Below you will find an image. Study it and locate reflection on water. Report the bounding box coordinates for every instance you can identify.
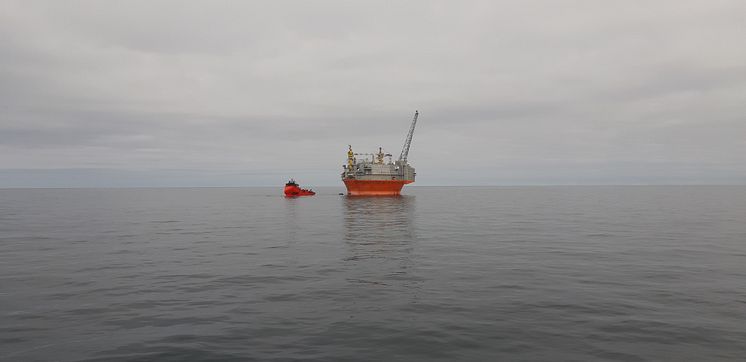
[342,195,421,292]
[282,196,300,245]
[343,195,416,244]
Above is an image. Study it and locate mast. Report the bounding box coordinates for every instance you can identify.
[398,110,419,163]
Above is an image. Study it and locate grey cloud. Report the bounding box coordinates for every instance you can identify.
[1,0,745,186]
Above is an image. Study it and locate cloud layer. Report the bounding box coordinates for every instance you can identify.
[2,0,745,186]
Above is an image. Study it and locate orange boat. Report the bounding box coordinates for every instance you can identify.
[341,111,419,196]
[284,179,315,197]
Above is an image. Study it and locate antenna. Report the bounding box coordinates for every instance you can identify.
[398,110,419,163]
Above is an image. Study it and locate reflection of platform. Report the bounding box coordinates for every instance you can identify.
[339,195,422,312]
[343,195,416,244]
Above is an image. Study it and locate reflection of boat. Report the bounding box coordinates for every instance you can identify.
[283,179,315,197]
[341,111,420,196]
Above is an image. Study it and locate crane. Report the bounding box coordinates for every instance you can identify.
[398,110,419,164]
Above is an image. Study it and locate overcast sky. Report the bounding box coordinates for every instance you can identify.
[1,0,745,187]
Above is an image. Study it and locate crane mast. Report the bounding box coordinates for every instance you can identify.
[398,110,419,163]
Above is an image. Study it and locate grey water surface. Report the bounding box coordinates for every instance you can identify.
[1,186,745,361]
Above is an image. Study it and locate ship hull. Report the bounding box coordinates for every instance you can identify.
[343,179,413,196]
[284,185,315,197]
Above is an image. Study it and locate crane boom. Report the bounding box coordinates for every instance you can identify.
[398,110,419,163]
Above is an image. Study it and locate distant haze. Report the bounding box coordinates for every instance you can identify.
[2,1,745,187]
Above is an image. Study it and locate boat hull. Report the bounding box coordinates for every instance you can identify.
[343,179,412,196]
[284,185,315,197]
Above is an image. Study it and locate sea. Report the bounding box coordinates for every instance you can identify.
[1,186,745,361]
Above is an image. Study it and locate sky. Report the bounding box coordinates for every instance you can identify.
[1,0,745,187]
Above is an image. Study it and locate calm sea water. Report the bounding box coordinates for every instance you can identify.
[1,186,745,361]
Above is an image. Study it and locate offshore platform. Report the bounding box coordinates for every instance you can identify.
[341,110,419,196]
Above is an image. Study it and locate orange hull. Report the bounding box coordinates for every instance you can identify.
[343,179,413,196]
[284,185,315,197]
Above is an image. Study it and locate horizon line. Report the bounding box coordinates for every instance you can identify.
[2,184,745,190]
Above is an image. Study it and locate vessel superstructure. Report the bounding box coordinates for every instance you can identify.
[341,111,419,196]
[284,179,315,197]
